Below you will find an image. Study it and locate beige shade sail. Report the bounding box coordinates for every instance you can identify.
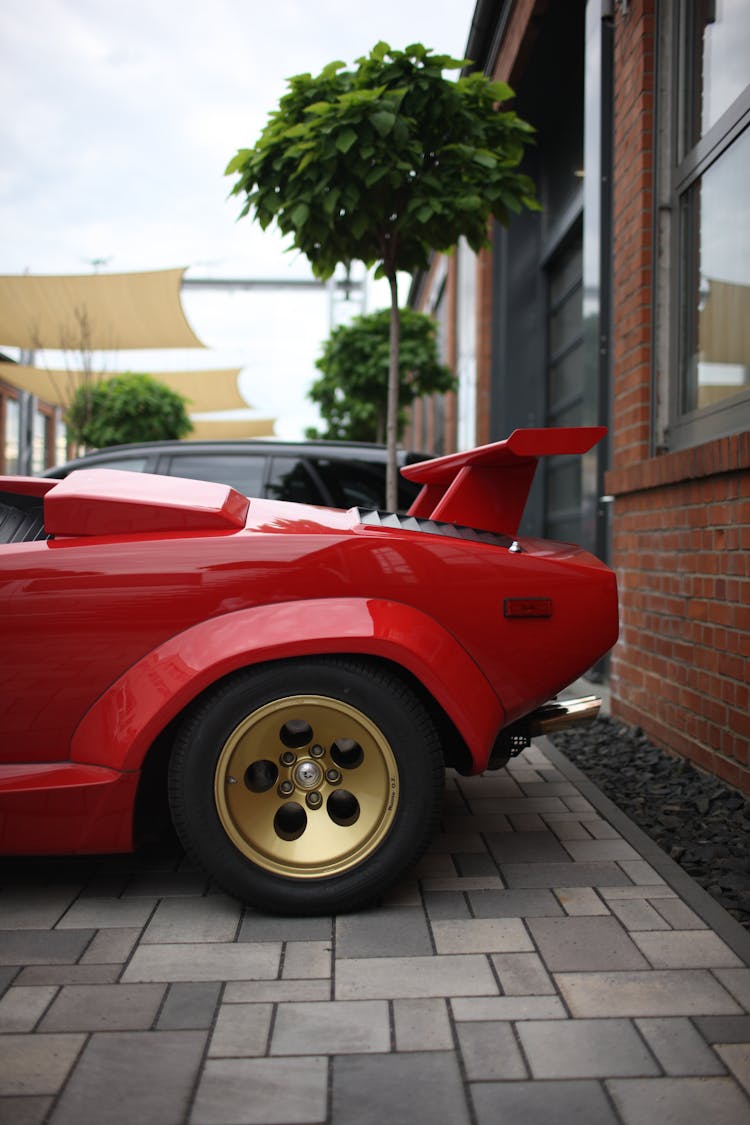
[0,364,248,413]
[186,417,277,440]
[0,268,204,350]
[698,279,750,366]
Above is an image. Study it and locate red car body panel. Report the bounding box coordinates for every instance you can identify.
[0,428,618,856]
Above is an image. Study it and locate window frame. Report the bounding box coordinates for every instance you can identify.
[665,1,750,451]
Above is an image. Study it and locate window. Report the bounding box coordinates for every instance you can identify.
[668,0,750,447]
[165,453,266,497]
[4,395,20,474]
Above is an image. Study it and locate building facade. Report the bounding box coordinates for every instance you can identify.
[409,0,750,792]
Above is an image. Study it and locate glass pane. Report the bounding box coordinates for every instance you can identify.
[685,0,750,144]
[267,457,322,504]
[682,125,750,412]
[313,457,420,512]
[166,453,265,496]
[32,411,47,473]
[90,456,150,472]
[5,397,20,473]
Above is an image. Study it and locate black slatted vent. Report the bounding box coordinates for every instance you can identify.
[0,492,49,544]
[357,509,513,548]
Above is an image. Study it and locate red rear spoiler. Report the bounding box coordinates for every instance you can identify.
[402,426,606,538]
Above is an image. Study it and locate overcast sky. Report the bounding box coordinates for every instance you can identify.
[1,0,475,437]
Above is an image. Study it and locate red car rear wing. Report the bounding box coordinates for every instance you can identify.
[402,426,606,538]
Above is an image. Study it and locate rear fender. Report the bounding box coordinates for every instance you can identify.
[71,598,505,773]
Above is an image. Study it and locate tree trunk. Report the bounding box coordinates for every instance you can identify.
[385,272,400,511]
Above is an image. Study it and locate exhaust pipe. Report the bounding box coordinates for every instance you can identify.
[487,695,601,769]
[528,695,601,736]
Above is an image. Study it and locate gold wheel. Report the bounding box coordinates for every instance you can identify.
[214,695,399,878]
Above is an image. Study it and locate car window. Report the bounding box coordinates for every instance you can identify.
[87,456,151,473]
[311,457,420,511]
[162,453,266,496]
[267,457,326,504]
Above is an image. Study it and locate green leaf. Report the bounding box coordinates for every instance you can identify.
[291,202,310,226]
[336,128,357,153]
[370,110,396,136]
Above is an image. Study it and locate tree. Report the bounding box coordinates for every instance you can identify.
[226,41,538,508]
[307,306,455,443]
[65,372,192,450]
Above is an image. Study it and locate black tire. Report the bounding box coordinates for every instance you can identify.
[168,657,444,914]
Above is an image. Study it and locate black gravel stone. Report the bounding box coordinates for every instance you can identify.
[549,717,750,931]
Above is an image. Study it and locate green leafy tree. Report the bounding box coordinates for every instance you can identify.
[307,306,455,442]
[65,372,192,450]
[227,41,538,507]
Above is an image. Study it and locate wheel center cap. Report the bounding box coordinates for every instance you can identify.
[294,759,323,790]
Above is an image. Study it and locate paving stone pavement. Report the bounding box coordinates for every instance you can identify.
[2,737,750,1125]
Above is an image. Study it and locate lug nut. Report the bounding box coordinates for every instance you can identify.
[306,791,323,809]
[280,751,296,766]
[278,780,294,796]
[325,768,341,784]
[310,744,325,758]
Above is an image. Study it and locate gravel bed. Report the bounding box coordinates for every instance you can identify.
[549,717,750,931]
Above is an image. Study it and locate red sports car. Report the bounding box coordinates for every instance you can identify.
[0,427,618,914]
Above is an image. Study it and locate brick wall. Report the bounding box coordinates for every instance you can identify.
[608,1,750,793]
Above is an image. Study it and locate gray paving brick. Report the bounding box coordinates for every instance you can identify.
[191,1056,327,1125]
[618,859,667,885]
[632,929,744,969]
[557,970,744,1017]
[471,1079,619,1125]
[336,954,497,1000]
[428,831,489,853]
[393,998,453,1051]
[453,852,499,877]
[56,897,157,930]
[599,884,677,900]
[0,1032,85,1096]
[39,983,165,1032]
[693,1014,750,1043]
[468,797,569,816]
[713,968,750,1010]
[332,1052,471,1125]
[517,781,578,797]
[457,1021,527,1079]
[431,917,533,954]
[490,832,571,864]
[714,1044,750,1096]
[636,1017,726,1075]
[238,912,332,942]
[272,1000,390,1054]
[49,1030,207,1125]
[0,986,57,1032]
[79,927,142,964]
[518,1017,659,1079]
[606,1076,750,1125]
[15,964,121,986]
[500,861,631,888]
[421,875,504,892]
[452,995,566,1021]
[508,812,548,831]
[122,941,281,983]
[468,888,563,917]
[208,1002,273,1057]
[652,898,708,929]
[0,1094,53,1124]
[564,838,643,862]
[156,982,222,1030]
[528,916,650,971]
[223,979,331,1003]
[0,887,82,930]
[490,952,556,995]
[282,940,331,979]
[0,930,94,966]
[442,814,512,833]
[455,774,523,797]
[422,890,471,919]
[0,966,17,997]
[336,906,432,958]
[554,886,610,915]
[141,894,241,944]
[607,897,672,930]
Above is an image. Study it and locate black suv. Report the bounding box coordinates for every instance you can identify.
[44,440,428,511]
